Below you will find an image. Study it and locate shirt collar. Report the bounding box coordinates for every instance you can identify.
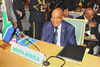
[54,23,62,32]
[57,23,62,29]
[84,15,89,23]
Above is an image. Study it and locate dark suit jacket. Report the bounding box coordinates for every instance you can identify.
[41,20,77,47]
[76,14,100,40]
[29,0,45,23]
[13,0,25,31]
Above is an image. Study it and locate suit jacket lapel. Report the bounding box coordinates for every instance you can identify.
[60,21,66,46]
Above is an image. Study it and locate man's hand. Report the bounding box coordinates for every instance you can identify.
[42,4,48,9]
[89,21,97,27]
[16,10,21,15]
[13,22,17,29]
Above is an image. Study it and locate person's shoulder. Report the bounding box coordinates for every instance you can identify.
[62,20,75,31]
[62,20,74,28]
[44,21,51,24]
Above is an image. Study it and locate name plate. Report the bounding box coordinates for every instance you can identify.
[10,42,45,65]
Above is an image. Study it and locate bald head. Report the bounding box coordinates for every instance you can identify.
[52,8,63,17]
[51,8,64,27]
[85,8,95,21]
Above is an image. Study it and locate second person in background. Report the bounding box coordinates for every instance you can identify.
[29,0,48,40]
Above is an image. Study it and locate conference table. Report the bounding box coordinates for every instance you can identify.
[0,40,100,67]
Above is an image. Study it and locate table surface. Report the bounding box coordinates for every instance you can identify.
[0,40,100,67]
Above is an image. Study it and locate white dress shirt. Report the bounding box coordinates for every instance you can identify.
[84,15,89,24]
[54,23,62,46]
[93,4,99,10]
[84,15,91,35]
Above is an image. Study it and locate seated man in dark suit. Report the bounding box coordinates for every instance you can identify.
[76,8,100,54]
[41,8,77,47]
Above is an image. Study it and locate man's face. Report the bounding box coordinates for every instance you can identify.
[85,12,93,21]
[51,10,63,27]
[63,8,69,17]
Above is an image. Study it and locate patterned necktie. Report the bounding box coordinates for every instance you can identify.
[53,27,58,44]
[10,0,13,7]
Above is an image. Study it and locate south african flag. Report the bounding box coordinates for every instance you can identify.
[2,10,14,42]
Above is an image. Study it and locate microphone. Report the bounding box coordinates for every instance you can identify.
[26,38,41,52]
[43,56,65,67]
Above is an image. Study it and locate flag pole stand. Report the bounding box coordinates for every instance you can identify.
[0,40,11,50]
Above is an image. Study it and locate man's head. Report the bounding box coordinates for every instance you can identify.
[84,8,95,21]
[51,8,64,27]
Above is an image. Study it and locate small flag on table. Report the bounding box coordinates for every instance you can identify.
[2,10,14,42]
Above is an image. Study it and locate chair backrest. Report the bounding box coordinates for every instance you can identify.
[21,7,30,31]
[21,7,29,22]
[64,18,86,45]
[69,11,82,18]
[81,8,97,14]
[81,8,85,13]
[24,7,29,21]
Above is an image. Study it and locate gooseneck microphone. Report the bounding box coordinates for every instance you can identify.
[43,56,65,67]
[26,38,41,52]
